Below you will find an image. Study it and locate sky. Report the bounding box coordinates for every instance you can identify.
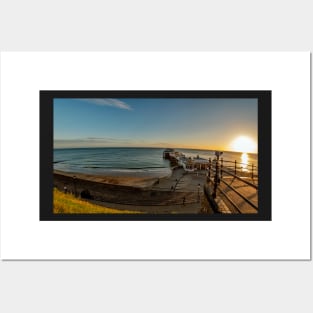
[54,98,258,153]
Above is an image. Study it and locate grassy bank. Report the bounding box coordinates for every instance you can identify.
[53,188,140,214]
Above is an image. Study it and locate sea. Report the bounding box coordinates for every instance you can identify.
[53,147,258,177]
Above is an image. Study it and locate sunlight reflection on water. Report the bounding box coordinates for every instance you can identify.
[241,153,249,171]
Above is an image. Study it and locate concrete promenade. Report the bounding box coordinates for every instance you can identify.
[89,168,210,214]
[152,167,206,193]
[90,199,203,214]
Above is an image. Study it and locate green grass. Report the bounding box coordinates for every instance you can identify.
[53,188,141,214]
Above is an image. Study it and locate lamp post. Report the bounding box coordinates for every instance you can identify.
[73,175,77,197]
[207,158,211,181]
[213,151,223,199]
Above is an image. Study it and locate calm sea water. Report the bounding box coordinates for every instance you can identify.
[53,147,258,177]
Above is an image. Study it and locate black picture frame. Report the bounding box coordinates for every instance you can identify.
[40,90,271,221]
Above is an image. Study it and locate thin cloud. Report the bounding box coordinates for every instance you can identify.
[54,137,134,148]
[80,98,132,110]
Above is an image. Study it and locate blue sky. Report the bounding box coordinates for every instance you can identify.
[54,98,258,152]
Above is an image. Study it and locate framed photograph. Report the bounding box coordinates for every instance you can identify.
[1,52,309,260]
[40,90,271,221]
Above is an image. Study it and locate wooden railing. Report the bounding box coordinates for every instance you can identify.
[206,157,258,213]
[209,158,258,179]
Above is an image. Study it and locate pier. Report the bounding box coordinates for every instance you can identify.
[163,149,258,214]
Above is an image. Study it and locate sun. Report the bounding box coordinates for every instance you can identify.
[230,136,257,153]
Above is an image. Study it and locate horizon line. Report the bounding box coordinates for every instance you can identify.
[53,146,258,154]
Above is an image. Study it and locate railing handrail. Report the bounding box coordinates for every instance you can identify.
[219,168,258,189]
[208,176,258,212]
[222,165,258,172]
[214,158,258,169]
[214,184,242,214]
[211,164,258,184]
[206,155,258,213]
[218,178,258,210]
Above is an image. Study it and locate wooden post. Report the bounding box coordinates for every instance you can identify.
[208,158,211,181]
[212,158,219,199]
[251,164,254,179]
[220,157,223,179]
[234,160,237,175]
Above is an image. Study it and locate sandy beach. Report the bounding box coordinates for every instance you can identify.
[53,168,208,213]
[53,169,160,188]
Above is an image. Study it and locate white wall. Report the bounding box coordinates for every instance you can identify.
[0,1,312,313]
